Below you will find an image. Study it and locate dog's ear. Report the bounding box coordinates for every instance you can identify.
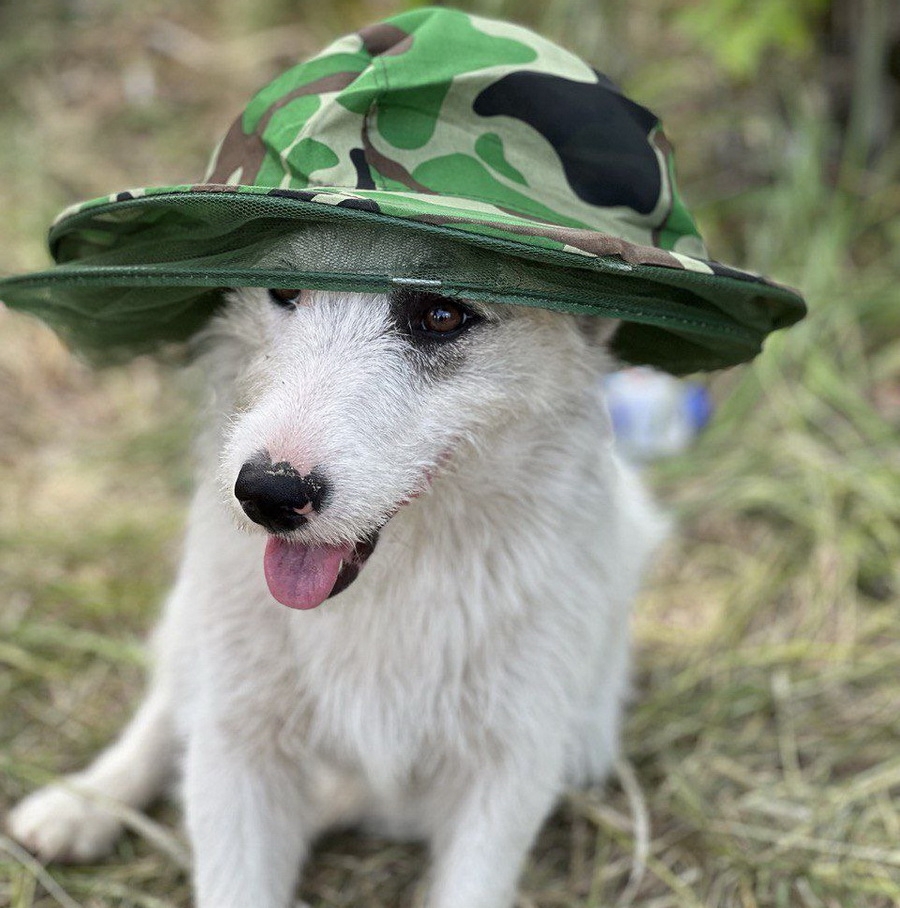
[575,316,620,349]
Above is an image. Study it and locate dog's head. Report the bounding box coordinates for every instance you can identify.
[207,284,616,609]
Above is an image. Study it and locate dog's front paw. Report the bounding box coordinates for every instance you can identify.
[6,783,124,863]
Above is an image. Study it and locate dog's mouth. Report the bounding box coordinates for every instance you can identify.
[263,530,380,611]
[257,452,451,610]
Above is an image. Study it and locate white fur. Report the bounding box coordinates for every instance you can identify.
[8,286,665,907]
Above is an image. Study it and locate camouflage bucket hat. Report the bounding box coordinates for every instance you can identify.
[0,6,804,374]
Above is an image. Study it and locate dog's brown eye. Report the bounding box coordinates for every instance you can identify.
[396,291,480,344]
[269,288,302,308]
[421,303,465,335]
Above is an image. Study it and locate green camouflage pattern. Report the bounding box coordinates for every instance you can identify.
[0,6,806,372]
[52,6,711,270]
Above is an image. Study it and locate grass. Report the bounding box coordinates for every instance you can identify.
[1,1,898,906]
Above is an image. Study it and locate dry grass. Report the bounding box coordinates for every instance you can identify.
[1,2,898,906]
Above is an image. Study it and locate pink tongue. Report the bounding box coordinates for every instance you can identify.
[264,537,353,610]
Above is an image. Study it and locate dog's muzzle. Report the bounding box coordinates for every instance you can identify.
[234,459,330,533]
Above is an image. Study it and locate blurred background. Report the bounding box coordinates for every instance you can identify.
[0,1,898,906]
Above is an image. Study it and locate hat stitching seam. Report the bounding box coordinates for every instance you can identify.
[49,189,796,295]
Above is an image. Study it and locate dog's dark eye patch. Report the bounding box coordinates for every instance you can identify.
[390,290,489,381]
[269,288,303,309]
[391,290,484,344]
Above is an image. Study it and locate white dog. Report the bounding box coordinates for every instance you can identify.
[9,278,665,907]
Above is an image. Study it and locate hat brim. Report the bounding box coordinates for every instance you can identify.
[0,184,805,374]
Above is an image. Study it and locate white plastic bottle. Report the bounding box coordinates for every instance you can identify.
[604,367,712,462]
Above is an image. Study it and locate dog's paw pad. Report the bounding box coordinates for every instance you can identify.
[6,784,124,863]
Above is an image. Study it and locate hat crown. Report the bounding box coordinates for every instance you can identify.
[204,6,705,258]
[0,6,804,373]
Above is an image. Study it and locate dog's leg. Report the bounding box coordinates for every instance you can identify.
[185,721,311,908]
[5,569,193,864]
[6,679,176,863]
[425,760,561,908]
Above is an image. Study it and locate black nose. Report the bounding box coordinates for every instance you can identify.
[234,460,330,533]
